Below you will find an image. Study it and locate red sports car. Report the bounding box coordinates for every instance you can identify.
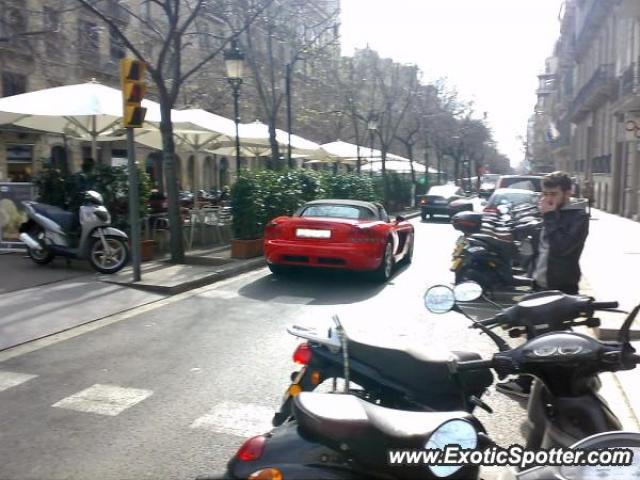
[263,199,415,281]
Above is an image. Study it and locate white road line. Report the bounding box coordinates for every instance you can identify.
[52,384,153,416]
[190,401,274,437]
[0,371,38,392]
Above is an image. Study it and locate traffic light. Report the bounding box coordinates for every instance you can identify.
[120,58,147,128]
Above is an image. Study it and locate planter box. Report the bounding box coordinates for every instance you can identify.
[129,239,157,262]
[231,238,263,259]
[140,239,157,262]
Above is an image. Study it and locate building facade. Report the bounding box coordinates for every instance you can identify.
[0,0,340,193]
[531,0,640,219]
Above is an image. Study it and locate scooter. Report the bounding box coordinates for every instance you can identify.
[271,284,618,427]
[18,190,129,274]
[209,284,639,480]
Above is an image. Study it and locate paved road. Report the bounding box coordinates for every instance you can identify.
[0,217,526,480]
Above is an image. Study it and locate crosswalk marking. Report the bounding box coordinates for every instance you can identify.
[190,401,274,437]
[0,371,38,392]
[52,384,153,416]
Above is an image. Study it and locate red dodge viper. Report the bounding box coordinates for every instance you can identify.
[263,199,415,282]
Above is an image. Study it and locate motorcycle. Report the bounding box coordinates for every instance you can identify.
[271,282,619,427]
[18,190,130,274]
[207,283,639,480]
[452,205,542,293]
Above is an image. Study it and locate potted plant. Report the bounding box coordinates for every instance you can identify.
[230,173,264,259]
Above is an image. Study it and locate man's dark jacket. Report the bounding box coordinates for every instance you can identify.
[534,202,589,293]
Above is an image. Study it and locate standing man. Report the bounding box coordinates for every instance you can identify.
[497,171,589,398]
[532,171,590,295]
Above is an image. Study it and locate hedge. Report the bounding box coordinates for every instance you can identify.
[231,169,412,240]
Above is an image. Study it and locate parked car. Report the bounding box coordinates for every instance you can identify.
[478,173,501,198]
[419,185,466,220]
[495,175,543,192]
[263,199,414,282]
[482,188,541,214]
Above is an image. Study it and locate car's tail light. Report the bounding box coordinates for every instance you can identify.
[264,221,282,239]
[348,227,383,244]
[237,435,266,461]
[293,342,312,365]
[483,206,499,214]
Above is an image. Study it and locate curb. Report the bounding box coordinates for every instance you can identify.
[105,256,266,295]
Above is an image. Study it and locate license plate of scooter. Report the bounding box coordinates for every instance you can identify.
[451,258,462,271]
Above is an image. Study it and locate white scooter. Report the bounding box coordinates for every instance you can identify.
[19,191,129,274]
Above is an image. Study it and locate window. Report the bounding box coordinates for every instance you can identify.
[109,25,125,59]
[44,7,59,31]
[298,204,378,220]
[2,73,26,97]
[6,144,34,182]
[79,21,100,59]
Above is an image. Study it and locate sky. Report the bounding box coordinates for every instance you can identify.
[339,0,565,166]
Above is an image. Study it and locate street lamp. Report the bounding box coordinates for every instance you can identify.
[366,113,379,175]
[224,39,245,173]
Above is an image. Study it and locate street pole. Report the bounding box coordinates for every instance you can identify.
[127,127,141,282]
[232,80,242,173]
[286,63,293,169]
[369,130,374,177]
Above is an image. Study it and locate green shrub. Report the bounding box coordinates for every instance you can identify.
[230,169,381,239]
[231,172,262,240]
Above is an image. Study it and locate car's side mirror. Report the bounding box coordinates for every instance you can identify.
[395,215,405,223]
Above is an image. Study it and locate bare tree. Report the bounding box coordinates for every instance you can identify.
[239,0,339,170]
[72,0,274,263]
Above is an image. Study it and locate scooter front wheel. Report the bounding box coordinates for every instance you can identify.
[88,236,129,274]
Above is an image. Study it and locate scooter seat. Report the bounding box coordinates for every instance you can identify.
[32,203,78,233]
[470,233,515,257]
[293,392,476,455]
[347,339,492,409]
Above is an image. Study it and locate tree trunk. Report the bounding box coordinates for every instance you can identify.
[159,102,185,263]
[268,119,281,170]
[406,142,416,185]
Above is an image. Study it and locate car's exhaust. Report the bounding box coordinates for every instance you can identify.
[19,233,42,251]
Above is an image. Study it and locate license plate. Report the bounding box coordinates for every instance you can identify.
[296,228,331,239]
[451,258,462,271]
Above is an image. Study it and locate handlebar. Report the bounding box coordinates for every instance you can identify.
[591,301,619,310]
[455,359,494,371]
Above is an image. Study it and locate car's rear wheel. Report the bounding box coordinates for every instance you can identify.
[371,240,394,282]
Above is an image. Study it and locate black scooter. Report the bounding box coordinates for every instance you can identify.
[207,285,639,480]
[271,284,618,426]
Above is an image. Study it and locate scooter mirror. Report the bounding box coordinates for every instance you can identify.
[454,281,483,302]
[424,285,455,314]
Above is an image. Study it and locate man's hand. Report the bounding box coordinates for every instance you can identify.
[539,197,555,215]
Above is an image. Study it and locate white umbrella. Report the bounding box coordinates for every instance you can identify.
[0,81,169,160]
[315,140,383,163]
[208,120,323,158]
[134,108,240,151]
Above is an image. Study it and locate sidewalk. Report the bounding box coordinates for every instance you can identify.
[580,208,640,429]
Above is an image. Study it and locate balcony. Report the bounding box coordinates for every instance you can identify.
[575,0,618,59]
[569,64,616,123]
[615,61,640,112]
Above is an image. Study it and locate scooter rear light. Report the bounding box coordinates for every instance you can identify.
[237,435,266,461]
[293,342,312,365]
[248,468,283,480]
[483,206,499,214]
